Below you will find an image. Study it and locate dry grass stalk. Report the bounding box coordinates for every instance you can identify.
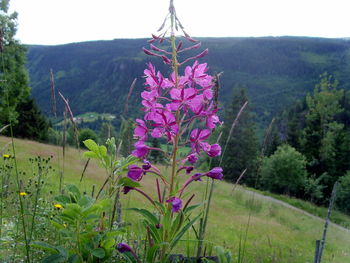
[58,91,79,148]
[0,124,9,134]
[219,100,248,166]
[50,69,57,117]
[231,168,247,195]
[79,158,90,182]
[124,78,137,116]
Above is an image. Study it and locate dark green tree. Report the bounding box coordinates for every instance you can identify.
[79,128,98,148]
[219,87,259,186]
[336,171,350,214]
[260,144,308,196]
[12,98,49,141]
[148,137,166,164]
[0,0,30,125]
[301,73,345,199]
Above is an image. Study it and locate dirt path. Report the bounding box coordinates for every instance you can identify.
[242,188,350,234]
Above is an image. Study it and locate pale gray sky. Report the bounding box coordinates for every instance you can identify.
[9,0,350,45]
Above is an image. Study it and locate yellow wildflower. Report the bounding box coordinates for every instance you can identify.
[54,204,63,209]
[19,192,27,196]
[3,154,10,158]
[63,223,67,228]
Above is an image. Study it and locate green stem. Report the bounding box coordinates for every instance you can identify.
[29,162,44,242]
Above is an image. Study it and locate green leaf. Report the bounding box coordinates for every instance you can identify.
[83,139,99,152]
[83,151,99,159]
[78,195,94,208]
[50,220,65,230]
[170,213,202,250]
[68,254,80,263]
[101,238,115,249]
[118,177,141,188]
[91,248,106,259]
[42,253,66,263]
[126,208,158,225]
[99,145,107,157]
[67,184,81,200]
[31,241,59,254]
[146,244,160,263]
[54,195,71,205]
[183,204,201,214]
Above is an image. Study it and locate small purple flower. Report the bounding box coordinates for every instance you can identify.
[127,165,144,181]
[206,167,224,180]
[166,197,183,213]
[190,129,211,154]
[185,166,194,174]
[122,186,133,194]
[186,153,198,164]
[132,141,150,159]
[142,160,152,170]
[206,144,221,157]
[117,243,133,253]
[192,173,203,181]
[134,119,148,141]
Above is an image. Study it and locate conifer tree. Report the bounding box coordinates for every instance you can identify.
[301,73,346,200]
[220,87,259,186]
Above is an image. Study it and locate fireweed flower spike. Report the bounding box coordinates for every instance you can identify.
[123,0,224,259]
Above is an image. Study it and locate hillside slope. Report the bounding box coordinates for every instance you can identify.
[1,136,350,262]
[26,37,350,127]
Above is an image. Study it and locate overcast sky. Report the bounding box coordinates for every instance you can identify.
[8,0,350,45]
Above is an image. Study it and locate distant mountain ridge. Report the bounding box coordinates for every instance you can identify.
[26,37,350,128]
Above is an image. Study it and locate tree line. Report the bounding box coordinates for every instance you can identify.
[218,74,350,214]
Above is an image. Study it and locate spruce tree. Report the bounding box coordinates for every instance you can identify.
[301,73,345,200]
[12,98,49,141]
[220,87,259,186]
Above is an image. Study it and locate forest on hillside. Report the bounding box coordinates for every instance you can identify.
[26,37,350,129]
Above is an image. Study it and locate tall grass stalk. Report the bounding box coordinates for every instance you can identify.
[196,86,248,258]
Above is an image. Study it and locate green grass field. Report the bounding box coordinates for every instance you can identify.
[1,136,350,262]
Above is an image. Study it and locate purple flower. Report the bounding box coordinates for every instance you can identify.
[206,167,224,180]
[166,197,183,213]
[122,186,133,194]
[142,160,152,170]
[117,243,133,253]
[144,63,172,91]
[127,165,144,181]
[192,173,203,181]
[190,129,211,154]
[184,61,213,88]
[206,144,221,157]
[185,166,194,174]
[134,119,148,141]
[169,87,197,112]
[150,110,179,141]
[186,153,198,164]
[132,141,150,159]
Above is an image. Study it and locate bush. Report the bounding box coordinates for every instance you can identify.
[79,128,98,148]
[336,171,350,214]
[260,144,307,196]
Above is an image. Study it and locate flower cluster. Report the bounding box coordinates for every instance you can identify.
[122,58,224,214]
[132,61,221,161]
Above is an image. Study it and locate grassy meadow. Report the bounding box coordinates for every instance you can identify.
[1,135,350,262]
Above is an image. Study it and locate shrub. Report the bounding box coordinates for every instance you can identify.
[79,128,98,148]
[336,171,350,214]
[260,144,307,196]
